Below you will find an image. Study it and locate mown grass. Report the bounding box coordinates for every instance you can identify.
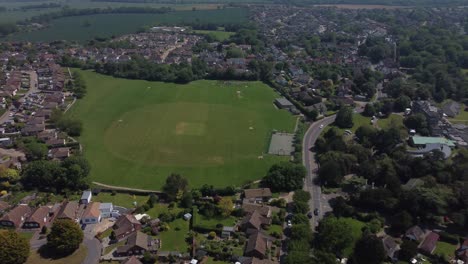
[92,192,148,209]
[377,114,404,130]
[6,8,248,42]
[158,218,189,252]
[67,70,295,189]
[448,104,468,125]
[341,217,366,257]
[26,244,87,264]
[434,241,457,260]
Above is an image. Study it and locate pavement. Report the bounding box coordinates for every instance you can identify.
[302,115,336,229]
[82,224,103,264]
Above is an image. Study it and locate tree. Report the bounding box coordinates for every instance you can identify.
[163,174,188,202]
[353,235,386,264]
[318,161,344,187]
[316,216,354,257]
[263,162,306,192]
[56,117,83,137]
[46,219,83,256]
[180,192,193,208]
[399,240,418,261]
[335,106,354,128]
[218,197,234,217]
[390,211,413,235]
[24,142,48,160]
[394,95,411,112]
[0,230,29,264]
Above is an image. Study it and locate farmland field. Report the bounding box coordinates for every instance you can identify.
[6,8,248,42]
[67,70,295,189]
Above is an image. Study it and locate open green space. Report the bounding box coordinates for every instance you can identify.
[193,30,235,41]
[26,244,87,264]
[6,8,247,42]
[434,241,457,259]
[158,218,189,252]
[377,114,404,130]
[342,217,366,257]
[67,70,295,189]
[18,231,35,241]
[93,192,148,208]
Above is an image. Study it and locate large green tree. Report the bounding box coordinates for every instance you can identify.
[316,216,354,257]
[163,173,189,202]
[352,235,386,264]
[47,219,83,256]
[0,230,29,264]
[335,106,354,129]
[263,162,306,192]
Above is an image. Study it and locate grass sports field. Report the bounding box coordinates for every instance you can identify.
[67,70,295,189]
[6,8,247,42]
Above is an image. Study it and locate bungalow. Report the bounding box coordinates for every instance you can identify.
[0,137,12,147]
[419,232,439,254]
[57,201,79,222]
[81,202,101,224]
[243,188,272,204]
[46,138,65,147]
[382,236,400,262]
[442,101,461,118]
[23,206,49,229]
[242,202,272,218]
[410,136,455,148]
[99,203,114,218]
[114,214,142,241]
[37,130,57,141]
[48,147,70,160]
[115,231,160,257]
[21,124,45,136]
[244,232,270,259]
[0,200,10,213]
[0,204,31,228]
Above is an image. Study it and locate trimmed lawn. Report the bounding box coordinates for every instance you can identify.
[434,241,457,259]
[18,231,35,242]
[68,70,295,189]
[195,215,237,230]
[92,192,148,208]
[206,257,230,264]
[145,203,184,219]
[26,245,87,264]
[158,218,190,252]
[378,114,404,130]
[448,104,468,125]
[341,218,366,257]
[104,239,126,255]
[193,30,234,41]
[267,224,283,236]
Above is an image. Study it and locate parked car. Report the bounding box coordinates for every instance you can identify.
[287,220,292,227]
[307,212,313,219]
[314,208,319,216]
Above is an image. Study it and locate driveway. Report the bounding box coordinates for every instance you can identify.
[302,115,336,229]
[82,224,102,264]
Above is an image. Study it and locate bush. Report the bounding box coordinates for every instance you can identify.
[208,231,217,239]
[439,231,459,244]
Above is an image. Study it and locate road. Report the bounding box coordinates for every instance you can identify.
[82,225,102,264]
[302,115,336,229]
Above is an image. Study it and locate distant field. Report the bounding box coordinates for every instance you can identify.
[5,8,247,42]
[312,4,409,9]
[67,70,295,189]
[193,29,234,41]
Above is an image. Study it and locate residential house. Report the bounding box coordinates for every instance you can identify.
[243,188,272,204]
[57,201,80,222]
[0,137,12,147]
[242,202,272,218]
[99,203,114,218]
[244,231,270,259]
[21,124,45,136]
[23,206,49,229]
[114,214,142,241]
[382,236,400,261]
[122,256,143,264]
[240,210,270,232]
[115,231,160,257]
[0,204,31,228]
[405,226,425,241]
[456,238,468,263]
[442,101,461,118]
[419,232,439,254]
[48,147,70,160]
[81,202,101,224]
[80,190,92,204]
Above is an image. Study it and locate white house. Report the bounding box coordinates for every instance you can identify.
[99,203,113,218]
[80,190,92,204]
[81,202,101,224]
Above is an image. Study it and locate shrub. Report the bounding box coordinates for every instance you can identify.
[208,231,216,239]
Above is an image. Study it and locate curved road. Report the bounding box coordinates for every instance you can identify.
[302,115,336,229]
